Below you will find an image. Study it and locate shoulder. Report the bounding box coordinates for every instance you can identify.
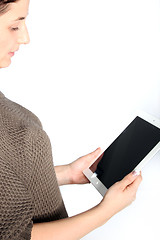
[0,94,52,178]
[0,94,42,129]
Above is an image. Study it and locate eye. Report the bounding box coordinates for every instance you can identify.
[11,27,19,31]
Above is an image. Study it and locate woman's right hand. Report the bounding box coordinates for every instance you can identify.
[99,171,142,219]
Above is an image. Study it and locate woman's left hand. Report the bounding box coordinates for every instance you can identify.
[68,147,102,184]
[55,148,102,186]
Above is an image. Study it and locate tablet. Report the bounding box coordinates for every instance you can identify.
[83,112,160,196]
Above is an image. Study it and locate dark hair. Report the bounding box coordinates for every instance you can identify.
[0,0,19,15]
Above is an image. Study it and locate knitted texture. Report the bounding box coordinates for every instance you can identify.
[0,92,68,240]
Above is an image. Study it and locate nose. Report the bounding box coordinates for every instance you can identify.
[17,23,30,45]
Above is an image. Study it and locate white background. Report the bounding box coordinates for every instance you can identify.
[1,0,160,239]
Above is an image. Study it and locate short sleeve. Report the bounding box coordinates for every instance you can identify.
[0,160,34,240]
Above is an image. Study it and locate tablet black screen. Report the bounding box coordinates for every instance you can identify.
[89,117,160,188]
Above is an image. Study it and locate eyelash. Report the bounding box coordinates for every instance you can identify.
[11,27,19,31]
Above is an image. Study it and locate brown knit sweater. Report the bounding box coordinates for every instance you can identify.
[0,91,68,240]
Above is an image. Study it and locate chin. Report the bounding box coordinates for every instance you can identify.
[0,59,12,68]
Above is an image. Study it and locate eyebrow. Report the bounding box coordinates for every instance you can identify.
[13,12,29,22]
[14,16,26,21]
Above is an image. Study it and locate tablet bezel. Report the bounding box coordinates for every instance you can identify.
[83,112,160,197]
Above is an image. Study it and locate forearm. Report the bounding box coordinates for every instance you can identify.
[31,204,112,240]
[31,171,142,240]
[55,165,72,186]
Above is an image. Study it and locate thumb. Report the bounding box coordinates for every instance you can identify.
[85,147,101,163]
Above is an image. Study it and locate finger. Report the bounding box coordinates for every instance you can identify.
[130,174,142,191]
[83,148,102,167]
[121,171,140,190]
[84,147,101,161]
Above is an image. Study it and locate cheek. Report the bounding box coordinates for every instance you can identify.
[0,29,16,53]
[0,39,12,68]
[0,38,12,53]
[0,32,15,68]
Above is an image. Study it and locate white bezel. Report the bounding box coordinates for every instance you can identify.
[83,112,160,197]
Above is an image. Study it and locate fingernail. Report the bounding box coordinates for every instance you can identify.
[132,170,140,176]
[96,147,100,151]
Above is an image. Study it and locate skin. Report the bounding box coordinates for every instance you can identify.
[0,0,30,68]
[34,148,142,240]
[0,1,142,239]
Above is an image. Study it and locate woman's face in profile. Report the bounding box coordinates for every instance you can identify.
[0,0,30,68]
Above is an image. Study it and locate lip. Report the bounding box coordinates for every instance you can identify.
[8,52,15,57]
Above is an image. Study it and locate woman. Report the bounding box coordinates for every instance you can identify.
[0,0,142,239]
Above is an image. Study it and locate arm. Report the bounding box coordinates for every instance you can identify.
[31,172,142,240]
[31,204,109,240]
[55,164,72,186]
